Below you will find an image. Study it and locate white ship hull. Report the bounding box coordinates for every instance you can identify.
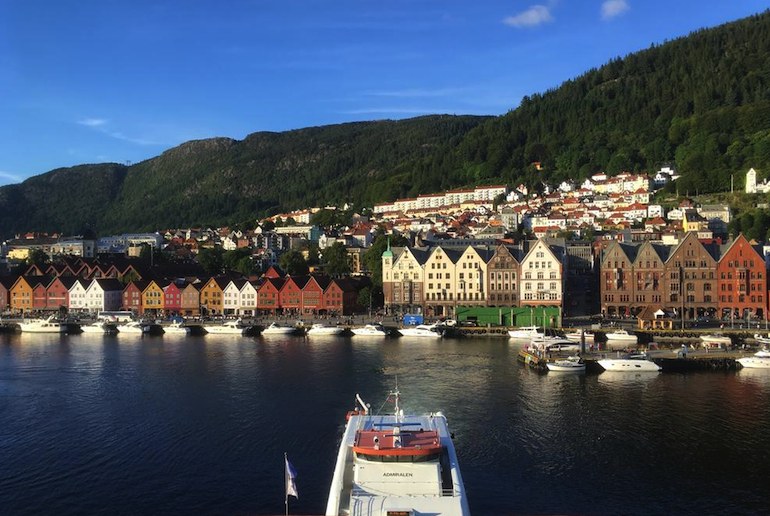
[307,325,344,336]
[325,393,469,516]
[19,317,66,333]
[598,357,661,372]
[398,325,442,338]
[351,325,388,337]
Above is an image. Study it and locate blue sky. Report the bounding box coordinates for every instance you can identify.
[1,1,767,186]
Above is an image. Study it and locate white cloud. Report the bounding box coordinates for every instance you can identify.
[77,118,108,127]
[76,117,161,146]
[364,88,460,98]
[0,170,23,184]
[342,107,457,115]
[601,0,629,20]
[503,5,553,28]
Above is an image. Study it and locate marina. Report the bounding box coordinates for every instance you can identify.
[1,332,770,515]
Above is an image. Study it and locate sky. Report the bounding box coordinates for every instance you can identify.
[1,1,768,187]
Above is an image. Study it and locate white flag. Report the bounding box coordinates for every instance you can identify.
[285,455,299,500]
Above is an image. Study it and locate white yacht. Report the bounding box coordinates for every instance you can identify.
[507,326,542,339]
[351,323,389,337]
[116,321,150,334]
[306,323,345,336]
[604,329,638,348]
[261,322,298,335]
[753,333,770,345]
[79,321,116,334]
[203,318,247,335]
[325,389,470,516]
[162,321,190,335]
[737,349,770,369]
[564,329,595,344]
[699,334,731,347]
[598,353,661,372]
[18,316,66,333]
[546,355,586,372]
[398,324,443,338]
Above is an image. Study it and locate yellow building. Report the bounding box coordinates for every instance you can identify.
[140,280,165,315]
[199,277,228,316]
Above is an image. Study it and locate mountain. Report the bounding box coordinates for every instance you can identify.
[450,10,770,193]
[2,10,770,237]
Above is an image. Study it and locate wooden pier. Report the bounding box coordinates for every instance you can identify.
[519,348,749,373]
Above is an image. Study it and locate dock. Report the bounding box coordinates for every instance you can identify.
[518,348,751,373]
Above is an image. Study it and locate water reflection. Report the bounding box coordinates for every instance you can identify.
[736,366,770,386]
[596,370,662,387]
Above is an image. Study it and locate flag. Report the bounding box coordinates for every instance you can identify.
[285,455,299,501]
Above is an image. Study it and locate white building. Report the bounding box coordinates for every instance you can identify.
[68,279,90,312]
[84,279,124,312]
[519,240,562,306]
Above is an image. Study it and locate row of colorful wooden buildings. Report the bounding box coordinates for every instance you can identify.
[0,261,369,316]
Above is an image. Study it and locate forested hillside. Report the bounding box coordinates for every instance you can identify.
[451,10,770,193]
[1,10,769,236]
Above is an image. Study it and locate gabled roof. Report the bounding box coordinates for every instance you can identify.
[0,275,19,289]
[52,276,82,290]
[91,278,125,291]
[284,275,311,289]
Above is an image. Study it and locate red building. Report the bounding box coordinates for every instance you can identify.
[302,276,330,314]
[30,276,53,311]
[0,276,16,311]
[257,278,284,313]
[716,234,766,320]
[163,282,183,316]
[123,281,148,313]
[46,277,79,310]
[279,276,310,314]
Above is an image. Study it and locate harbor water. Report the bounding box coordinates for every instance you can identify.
[1,332,769,515]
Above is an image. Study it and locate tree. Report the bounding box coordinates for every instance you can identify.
[363,234,409,286]
[27,248,49,268]
[279,249,309,276]
[197,247,224,275]
[323,242,350,276]
[223,247,251,271]
[357,286,372,314]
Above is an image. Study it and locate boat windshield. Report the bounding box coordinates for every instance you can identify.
[355,451,441,462]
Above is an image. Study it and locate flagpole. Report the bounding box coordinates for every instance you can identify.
[284,452,289,516]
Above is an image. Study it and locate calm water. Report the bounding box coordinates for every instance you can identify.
[1,332,769,515]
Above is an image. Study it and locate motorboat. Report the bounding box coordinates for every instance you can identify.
[261,322,298,335]
[306,323,345,336]
[737,348,770,369]
[398,324,443,338]
[603,329,638,347]
[753,334,770,345]
[351,323,389,337]
[18,315,66,333]
[544,340,580,353]
[699,334,731,347]
[507,326,542,339]
[79,320,117,334]
[546,355,586,372]
[203,318,247,335]
[598,353,661,372]
[116,321,150,334]
[162,321,190,335]
[564,329,595,344]
[325,388,470,516]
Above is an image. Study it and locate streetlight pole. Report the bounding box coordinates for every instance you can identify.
[680,266,685,331]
